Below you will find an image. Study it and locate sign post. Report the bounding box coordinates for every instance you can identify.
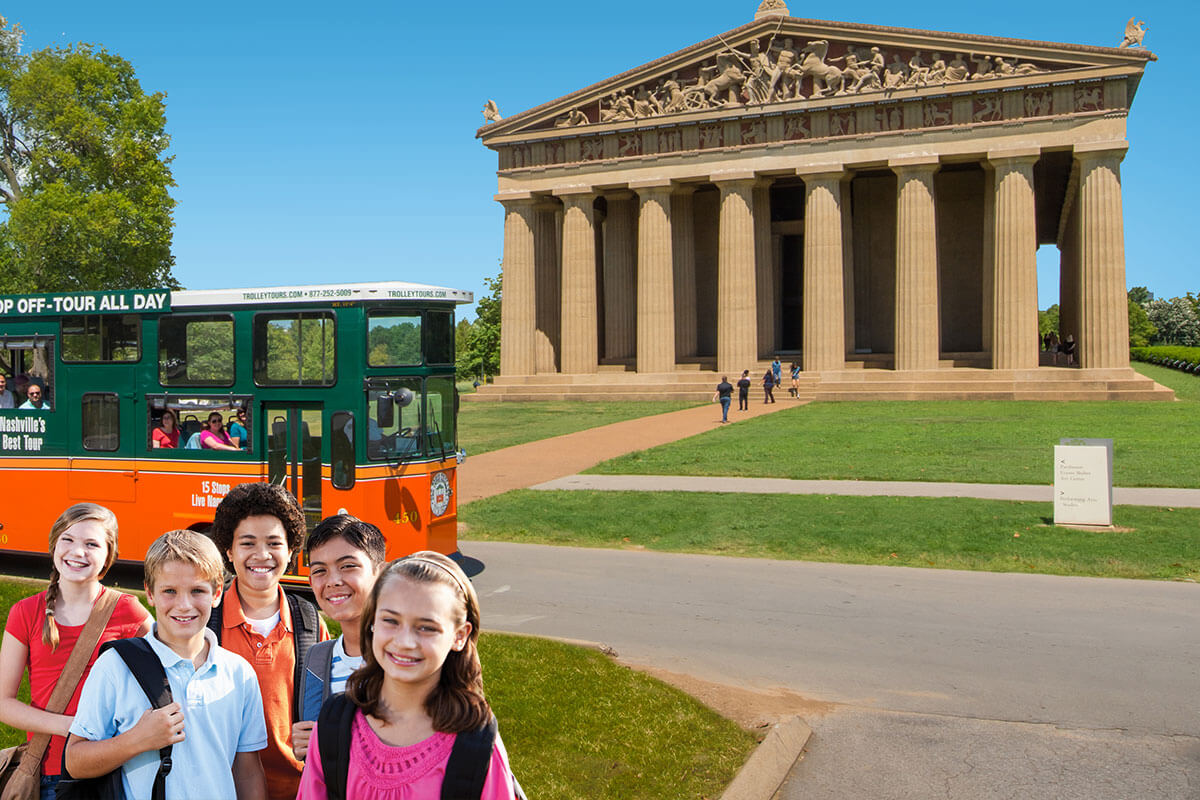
[1053,438,1113,527]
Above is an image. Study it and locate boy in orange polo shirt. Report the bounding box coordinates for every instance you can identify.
[209,483,328,800]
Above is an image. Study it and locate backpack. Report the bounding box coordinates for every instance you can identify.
[56,638,174,800]
[206,588,321,721]
[298,639,336,722]
[316,694,499,800]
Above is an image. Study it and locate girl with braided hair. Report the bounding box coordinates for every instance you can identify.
[0,503,151,800]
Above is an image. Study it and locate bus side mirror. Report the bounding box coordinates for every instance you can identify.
[376,395,394,428]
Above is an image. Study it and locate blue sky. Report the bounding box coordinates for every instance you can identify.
[5,0,1193,317]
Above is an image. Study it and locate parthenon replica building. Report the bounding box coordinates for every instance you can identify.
[475,4,1171,401]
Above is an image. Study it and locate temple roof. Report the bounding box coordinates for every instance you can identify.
[478,15,1155,143]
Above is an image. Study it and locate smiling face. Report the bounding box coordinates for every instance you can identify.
[25,385,42,406]
[371,576,471,691]
[308,537,378,624]
[207,414,223,431]
[161,411,176,432]
[227,514,291,592]
[147,559,221,648]
[52,519,110,585]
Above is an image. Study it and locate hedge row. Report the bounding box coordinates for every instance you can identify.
[1131,346,1200,373]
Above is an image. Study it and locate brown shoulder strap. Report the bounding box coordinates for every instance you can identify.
[17,588,123,774]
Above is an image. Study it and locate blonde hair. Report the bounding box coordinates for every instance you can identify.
[346,551,489,733]
[44,504,119,650]
[143,530,225,593]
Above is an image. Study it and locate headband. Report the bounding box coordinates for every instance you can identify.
[401,556,470,600]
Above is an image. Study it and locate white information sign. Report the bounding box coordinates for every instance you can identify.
[1053,440,1113,526]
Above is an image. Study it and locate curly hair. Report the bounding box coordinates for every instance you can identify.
[346,552,490,733]
[45,504,120,649]
[210,483,306,572]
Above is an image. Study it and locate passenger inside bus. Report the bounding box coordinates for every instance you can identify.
[18,382,49,411]
[152,409,181,449]
[229,406,249,449]
[0,374,12,409]
[199,412,239,451]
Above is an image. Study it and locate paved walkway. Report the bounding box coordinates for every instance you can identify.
[531,474,1200,508]
[457,397,799,505]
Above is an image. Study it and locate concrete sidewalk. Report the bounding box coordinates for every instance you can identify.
[457,397,799,505]
[531,474,1200,508]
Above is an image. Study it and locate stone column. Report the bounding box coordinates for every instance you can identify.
[891,158,941,371]
[533,200,561,373]
[988,150,1040,370]
[602,192,637,361]
[753,181,774,357]
[633,181,676,373]
[841,178,856,354]
[1076,146,1130,369]
[498,196,536,376]
[799,167,847,371]
[557,190,599,374]
[715,174,758,375]
[672,186,698,359]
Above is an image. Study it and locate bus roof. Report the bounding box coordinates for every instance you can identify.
[173,281,474,307]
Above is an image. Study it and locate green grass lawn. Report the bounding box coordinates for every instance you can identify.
[587,365,1200,487]
[461,490,1200,581]
[0,580,754,800]
[459,400,701,455]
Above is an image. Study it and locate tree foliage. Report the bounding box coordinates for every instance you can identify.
[1127,286,1153,306]
[456,272,501,381]
[1145,297,1200,348]
[1128,298,1156,348]
[1038,304,1059,337]
[0,16,176,293]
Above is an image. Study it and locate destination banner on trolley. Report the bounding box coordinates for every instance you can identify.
[0,289,171,317]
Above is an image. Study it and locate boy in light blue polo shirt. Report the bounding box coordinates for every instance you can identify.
[65,530,268,800]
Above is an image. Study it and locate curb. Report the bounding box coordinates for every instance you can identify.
[720,716,812,800]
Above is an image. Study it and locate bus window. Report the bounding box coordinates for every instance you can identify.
[62,315,140,362]
[148,395,253,452]
[254,313,336,386]
[0,336,55,409]
[425,311,453,365]
[367,380,421,460]
[425,377,456,457]
[159,314,234,386]
[367,312,421,366]
[82,393,120,451]
[331,411,355,489]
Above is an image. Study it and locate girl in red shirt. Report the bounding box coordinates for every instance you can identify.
[0,503,152,800]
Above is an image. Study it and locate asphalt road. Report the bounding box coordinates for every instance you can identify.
[462,541,1200,799]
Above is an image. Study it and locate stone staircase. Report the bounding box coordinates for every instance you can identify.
[466,363,1175,403]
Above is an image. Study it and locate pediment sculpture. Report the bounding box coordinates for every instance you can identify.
[548,34,1058,129]
[1119,17,1147,48]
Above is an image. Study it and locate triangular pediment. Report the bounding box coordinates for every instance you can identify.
[479,16,1153,144]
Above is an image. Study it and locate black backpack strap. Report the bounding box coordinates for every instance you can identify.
[316,693,357,800]
[287,591,321,721]
[102,638,174,800]
[441,715,497,800]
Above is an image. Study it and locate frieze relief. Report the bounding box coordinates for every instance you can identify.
[543,34,1060,131]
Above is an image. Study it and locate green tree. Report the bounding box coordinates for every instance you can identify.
[1128,298,1156,347]
[1145,297,1200,347]
[0,16,176,293]
[1127,286,1153,306]
[456,272,501,381]
[1038,304,1060,337]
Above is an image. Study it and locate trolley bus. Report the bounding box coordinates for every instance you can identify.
[0,281,472,582]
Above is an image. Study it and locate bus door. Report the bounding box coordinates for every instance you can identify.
[67,364,139,503]
[265,403,323,530]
